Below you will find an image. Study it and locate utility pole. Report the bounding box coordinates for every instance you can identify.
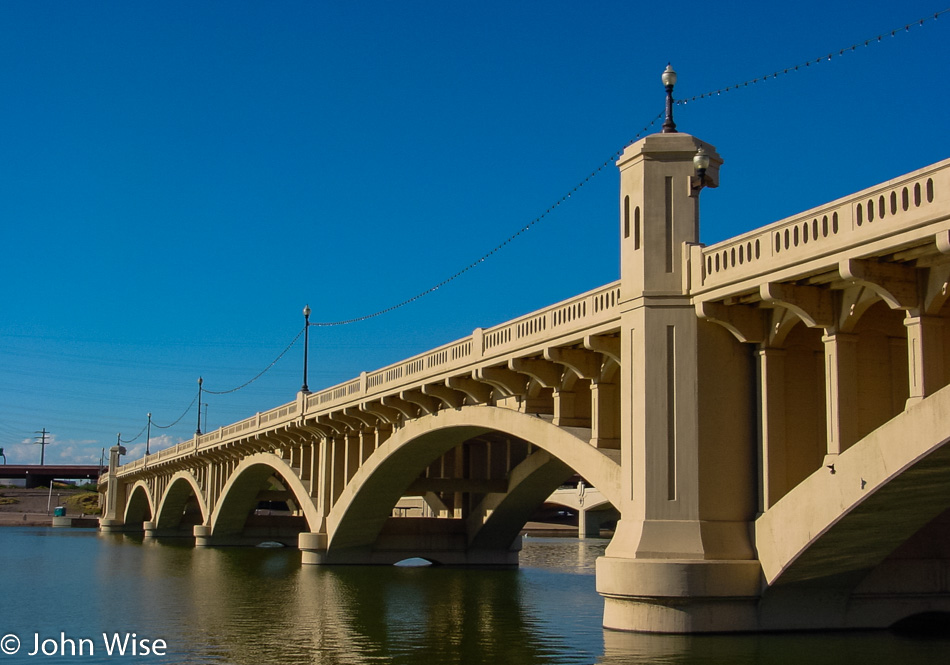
[34,428,51,465]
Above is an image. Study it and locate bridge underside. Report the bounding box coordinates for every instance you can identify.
[108,408,620,568]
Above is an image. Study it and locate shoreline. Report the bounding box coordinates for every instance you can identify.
[0,487,100,527]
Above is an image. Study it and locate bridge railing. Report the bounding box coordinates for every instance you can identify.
[116,281,623,477]
[305,280,622,409]
[692,158,950,294]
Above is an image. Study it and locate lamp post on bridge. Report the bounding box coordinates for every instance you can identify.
[145,412,152,456]
[661,63,677,133]
[659,65,712,195]
[196,377,203,436]
[302,304,311,394]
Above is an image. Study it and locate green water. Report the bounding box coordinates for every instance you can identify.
[0,528,946,663]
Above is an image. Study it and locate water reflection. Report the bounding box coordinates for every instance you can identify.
[112,535,609,664]
[600,629,950,665]
[4,530,947,664]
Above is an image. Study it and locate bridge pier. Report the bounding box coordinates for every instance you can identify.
[141,521,196,539]
[194,525,212,547]
[98,518,126,533]
[300,521,522,566]
[597,559,762,632]
[298,532,328,564]
[596,131,763,632]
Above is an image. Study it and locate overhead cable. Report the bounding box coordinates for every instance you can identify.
[677,9,949,105]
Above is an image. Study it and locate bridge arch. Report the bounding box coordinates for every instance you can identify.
[123,480,154,527]
[155,470,209,531]
[209,452,321,539]
[757,383,950,596]
[326,405,622,557]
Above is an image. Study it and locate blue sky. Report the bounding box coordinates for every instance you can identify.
[1,2,948,465]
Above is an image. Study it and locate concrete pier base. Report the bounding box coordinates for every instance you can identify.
[299,532,328,564]
[596,557,762,633]
[194,524,212,547]
[298,529,523,566]
[98,518,126,533]
[141,521,196,539]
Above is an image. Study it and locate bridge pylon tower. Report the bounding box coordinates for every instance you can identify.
[597,131,762,632]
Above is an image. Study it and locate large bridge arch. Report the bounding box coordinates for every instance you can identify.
[209,452,321,539]
[123,480,154,528]
[155,470,209,531]
[326,405,622,556]
[757,383,950,598]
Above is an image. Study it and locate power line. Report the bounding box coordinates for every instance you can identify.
[311,112,664,328]
[151,392,199,430]
[119,420,149,445]
[203,325,306,395]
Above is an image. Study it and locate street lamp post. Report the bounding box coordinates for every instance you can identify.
[196,377,203,436]
[302,305,311,393]
[145,412,152,456]
[661,64,677,133]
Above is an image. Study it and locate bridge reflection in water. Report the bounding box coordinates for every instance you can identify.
[124,534,608,664]
[55,530,948,664]
[100,126,950,632]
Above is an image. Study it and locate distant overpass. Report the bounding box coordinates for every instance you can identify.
[0,465,102,488]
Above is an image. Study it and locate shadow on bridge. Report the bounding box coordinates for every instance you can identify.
[755,382,950,630]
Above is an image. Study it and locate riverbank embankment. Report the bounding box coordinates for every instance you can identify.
[0,487,99,526]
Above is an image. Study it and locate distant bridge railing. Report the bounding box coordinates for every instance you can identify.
[116,280,622,476]
[322,280,622,406]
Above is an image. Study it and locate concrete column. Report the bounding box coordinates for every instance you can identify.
[310,437,331,539]
[99,445,127,530]
[552,389,577,427]
[300,442,312,483]
[359,429,374,464]
[345,431,360,482]
[376,423,393,447]
[207,461,216,508]
[822,332,860,458]
[454,445,465,519]
[307,441,320,498]
[758,347,787,510]
[905,315,946,406]
[330,436,346,504]
[609,304,706,557]
[590,380,620,449]
[578,506,601,539]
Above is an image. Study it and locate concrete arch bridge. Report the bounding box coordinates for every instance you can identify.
[101,131,950,633]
